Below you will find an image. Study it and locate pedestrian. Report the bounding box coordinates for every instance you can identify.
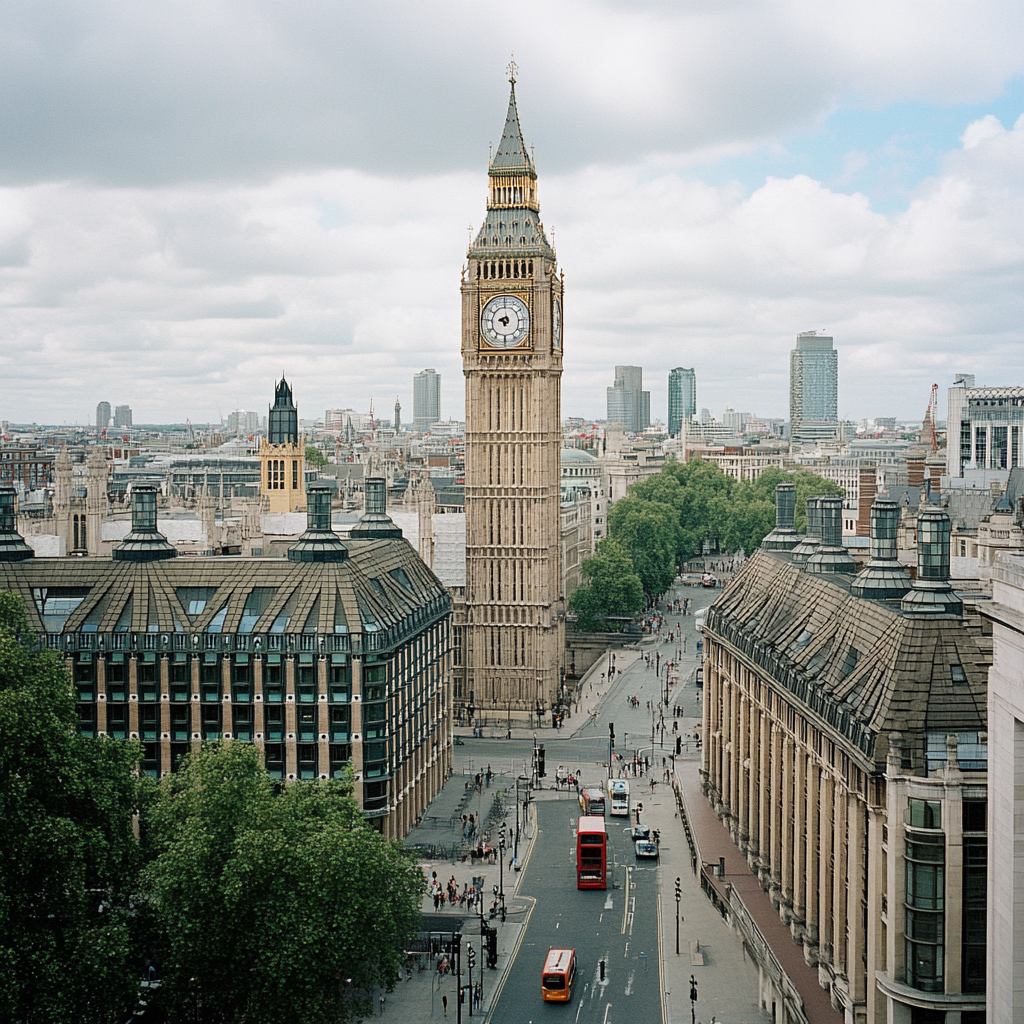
[379,994,386,1015]
[433,891,440,911]
[442,994,448,1017]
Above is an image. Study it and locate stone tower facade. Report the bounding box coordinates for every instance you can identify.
[460,71,564,724]
[260,377,306,514]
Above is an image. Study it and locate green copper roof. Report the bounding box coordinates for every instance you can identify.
[490,84,534,174]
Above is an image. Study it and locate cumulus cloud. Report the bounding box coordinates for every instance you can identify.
[2,112,1020,424]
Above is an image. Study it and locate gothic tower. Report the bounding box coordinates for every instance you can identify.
[260,377,307,514]
[461,68,564,725]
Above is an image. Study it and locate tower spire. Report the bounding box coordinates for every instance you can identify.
[490,63,532,173]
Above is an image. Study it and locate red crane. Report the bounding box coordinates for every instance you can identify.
[925,383,938,450]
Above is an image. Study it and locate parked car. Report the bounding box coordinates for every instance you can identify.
[635,839,659,859]
[631,824,651,841]
[680,574,703,586]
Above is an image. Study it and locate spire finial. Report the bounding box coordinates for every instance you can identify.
[507,53,518,85]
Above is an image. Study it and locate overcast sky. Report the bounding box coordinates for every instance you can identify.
[1,1,1022,427]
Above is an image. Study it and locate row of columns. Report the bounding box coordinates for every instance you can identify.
[70,647,451,841]
[703,639,870,1018]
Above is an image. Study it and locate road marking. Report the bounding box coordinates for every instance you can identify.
[602,1002,612,1024]
[604,894,613,910]
[624,970,635,996]
[575,994,585,1023]
[620,867,631,933]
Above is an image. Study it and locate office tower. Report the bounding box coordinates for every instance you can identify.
[667,368,696,437]
[413,369,441,432]
[95,401,111,434]
[461,71,563,723]
[113,405,132,429]
[606,366,649,434]
[946,377,1023,479]
[789,332,838,446]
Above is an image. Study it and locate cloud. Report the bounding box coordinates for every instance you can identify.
[1,1,1021,185]
[2,111,1020,426]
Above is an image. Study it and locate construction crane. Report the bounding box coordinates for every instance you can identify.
[924,383,938,451]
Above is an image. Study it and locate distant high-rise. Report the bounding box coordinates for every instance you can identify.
[95,401,111,434]
[667,368,696,437]
[789,332,838,446]
[113,405,132,429]
[394,397,402,433]
[606,366,649,434]
[413,369,441,433]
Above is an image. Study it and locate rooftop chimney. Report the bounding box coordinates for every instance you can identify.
[790,496,823,563]
[900,507,962,616]
[0,486,34,562]
[850,498,911,599]
[761,483,800,551]
[806,496,856,574]
[111,484,177,562]
[287,481,348,562]
[349,477,403,540]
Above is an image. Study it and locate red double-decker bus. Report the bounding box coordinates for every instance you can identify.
[576,815,607,889]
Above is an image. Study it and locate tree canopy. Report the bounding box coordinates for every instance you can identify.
[0,593,142,1024]
[0,592,426,1024]
[569,539,645,631]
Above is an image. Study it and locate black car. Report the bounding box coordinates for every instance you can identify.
[630,824,651,841]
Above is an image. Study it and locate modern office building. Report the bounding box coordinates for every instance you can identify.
[0,482,452,840]
[945,376,1024,482]
[113,405,133,429]
[606,365,650,434]
[413,370,441,433]
[96,401,111,434]
[703,492,989,1021]
[789,332,838,447]
[668,367,696,437]
[459,72,564,725]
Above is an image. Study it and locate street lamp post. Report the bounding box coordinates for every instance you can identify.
[675,876,682,955]
[498,823,507,921]
[466,942,475,1018]
[454,931,463,1024]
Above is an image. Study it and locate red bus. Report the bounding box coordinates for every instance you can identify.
[541,948,577,1002]
[576,815,608,889]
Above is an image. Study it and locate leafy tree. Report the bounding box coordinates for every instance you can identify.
[0,593,143,1024]
[606,498,680,595]
[139,744,423,1023]
[569,539,644,630]
[305,444,328,468]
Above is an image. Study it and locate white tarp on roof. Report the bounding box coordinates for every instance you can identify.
[388,511,466,588]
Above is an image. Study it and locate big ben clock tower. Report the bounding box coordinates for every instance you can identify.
[461,63,564,726]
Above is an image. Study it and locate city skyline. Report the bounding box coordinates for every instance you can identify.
[0,5,1021,427]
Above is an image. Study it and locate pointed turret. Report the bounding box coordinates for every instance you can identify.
[490,82,533,173]
[469,68,553,259]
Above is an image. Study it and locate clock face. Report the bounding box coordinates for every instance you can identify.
[552,298,562,350]
[480,294,530,348]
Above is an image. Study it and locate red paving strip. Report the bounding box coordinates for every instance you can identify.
[678,767,843,1023]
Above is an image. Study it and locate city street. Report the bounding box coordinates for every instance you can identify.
[487,798,663,1024]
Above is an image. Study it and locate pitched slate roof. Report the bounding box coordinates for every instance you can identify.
[705,549,989,773]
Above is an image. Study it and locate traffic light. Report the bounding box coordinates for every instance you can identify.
[675,876,682,902]
[690,975,698,1003]
[609,722,615,748]
[537,746,546,778]
[467,946,476,969]
[676,735,682,755]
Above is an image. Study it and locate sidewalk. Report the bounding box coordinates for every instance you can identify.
[368,767,541,1022]
[675,765,841,1023]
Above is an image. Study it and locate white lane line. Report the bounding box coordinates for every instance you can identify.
[602,1002,612,1024]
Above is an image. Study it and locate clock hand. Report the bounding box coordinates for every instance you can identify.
[498,315,510,327]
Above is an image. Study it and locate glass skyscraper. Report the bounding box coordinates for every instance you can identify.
[668,367,696,437]
[606,365,650,434]
[413,369,441,433]
[789,333,838,446]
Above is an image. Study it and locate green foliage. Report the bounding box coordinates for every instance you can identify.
[606,498,680,595]
[569,539,645,630]
[0,595,143,1024]
[305,444,328,468]
[610,458,846,577]
[138,743,424,1023]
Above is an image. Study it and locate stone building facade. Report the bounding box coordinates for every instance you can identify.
[703,491,990,1022]
[459,73,564,724]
